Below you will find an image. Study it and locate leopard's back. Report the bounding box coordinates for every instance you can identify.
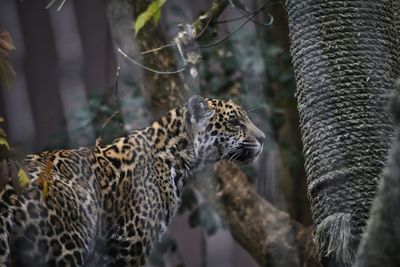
[0,147,105,266]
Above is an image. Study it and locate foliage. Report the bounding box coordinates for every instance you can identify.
[0,117,9,191]
[134,0,167,35]
[0,29,33,195]
[189,203,222,236]
[71,92,126,145]
[17,168,29,188]
[0,117,30,195]
[178,186,198,214]
[0,29,15,87]
[0,118,9,154]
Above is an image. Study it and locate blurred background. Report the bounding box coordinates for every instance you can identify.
[0,0,311,266]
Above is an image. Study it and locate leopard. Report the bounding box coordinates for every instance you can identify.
[0,95,265,266]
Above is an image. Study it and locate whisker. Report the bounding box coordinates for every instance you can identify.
[231,150,243,162]
[244,106,263,115]
[229,148,242,162]
[221,145,237,160]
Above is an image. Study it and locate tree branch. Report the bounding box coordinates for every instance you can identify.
[212,161,320,267]
[192,0,229,38]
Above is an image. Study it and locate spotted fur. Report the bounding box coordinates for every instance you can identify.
[0,96,265,266]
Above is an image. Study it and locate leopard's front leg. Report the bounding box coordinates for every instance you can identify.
[104,215,151,267]
[103,156,175,267]
[104,178,159,267]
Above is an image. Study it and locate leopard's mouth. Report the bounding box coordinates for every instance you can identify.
[226,143,262,163]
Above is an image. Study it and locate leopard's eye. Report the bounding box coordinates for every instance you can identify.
[229,119,242,127]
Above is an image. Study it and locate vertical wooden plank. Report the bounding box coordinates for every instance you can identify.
[73,0,117,93]
[48,1,95,147]
[16,0,67,151]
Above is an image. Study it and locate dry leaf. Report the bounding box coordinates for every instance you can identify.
[9,160,23,195]
[0,30,15,52]
[0,28,16,86]
[35,160,53,200]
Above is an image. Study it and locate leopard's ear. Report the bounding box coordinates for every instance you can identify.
[187,95,214,126]
[225,97,232,102]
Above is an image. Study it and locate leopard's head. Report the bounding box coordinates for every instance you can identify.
[186,95,265,163]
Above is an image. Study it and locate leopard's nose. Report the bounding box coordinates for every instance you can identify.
[256,132,266,145]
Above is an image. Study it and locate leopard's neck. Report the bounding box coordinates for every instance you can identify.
[97,105,201,185]
[146,105,199,173]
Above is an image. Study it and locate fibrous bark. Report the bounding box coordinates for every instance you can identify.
[354,3,400,264]
[284,0,399,266]
[354,88,400,265]
[394,1,400,43]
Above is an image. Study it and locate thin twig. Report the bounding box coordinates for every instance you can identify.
[98,66,124,141]
[192,0,229,38]
[118,0,275,73]
[197,1,272,49]
[140,43,177,55]
[117,47,186,75]
[100,111,120,134]
[45,0,66,11]
[229,1,277,27]
[113,66,124,131]
[45,0,57,9]
[113,66,120,111]
[194,15,213,40]
[57,0,66,11]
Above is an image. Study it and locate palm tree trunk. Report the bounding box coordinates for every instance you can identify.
[354,2,400,265]
[284,0,399,266]
[353,91,400,266]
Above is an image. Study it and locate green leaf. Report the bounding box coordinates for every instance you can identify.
[134,0,166,35]
[0,136,9,149]
[18,168,29,188]
[153,9,161,23]
[0,129,6,138]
